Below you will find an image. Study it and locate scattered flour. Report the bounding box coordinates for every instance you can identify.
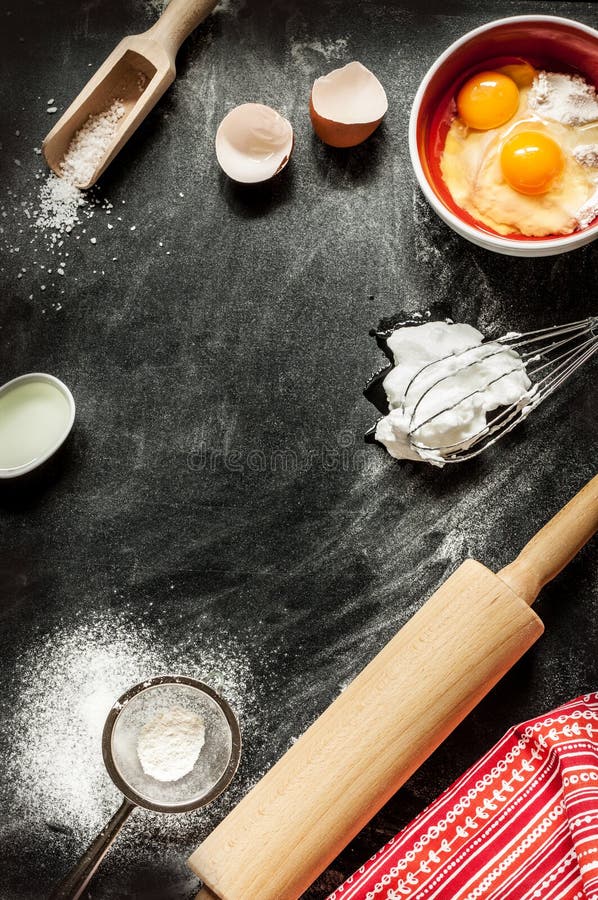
[141,0,168,15]
[0,98,139,297]
[137,706,206,782]
[214,0,243,13]
[34,175,86,241]
[2,611,256,842]
[528,71,598,126]
[290,37,348,68]
[34,100,126,243]
[140,0,242,16]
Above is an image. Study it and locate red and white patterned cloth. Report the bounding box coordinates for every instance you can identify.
[329,693,598,900]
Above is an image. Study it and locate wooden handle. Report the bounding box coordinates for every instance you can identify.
[189,561,543,900]
[499,473,598,605]
[148,0,218,60]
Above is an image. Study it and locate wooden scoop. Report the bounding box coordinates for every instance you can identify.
[189,474,598,900]
[42,0,217,189]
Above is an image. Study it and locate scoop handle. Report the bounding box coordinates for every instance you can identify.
[49,799,136,900]
[148,0,218,60]
[499,473,598,605]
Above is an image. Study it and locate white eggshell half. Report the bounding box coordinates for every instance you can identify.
[311,61,388,125]
[215,103,294,183]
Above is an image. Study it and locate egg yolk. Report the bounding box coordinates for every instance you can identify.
[498,61,536,88]
[456,71,519,130]
[500,131,564,195]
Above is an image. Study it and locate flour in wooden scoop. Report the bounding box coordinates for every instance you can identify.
[58,99,127,187]
[36,100,126,242]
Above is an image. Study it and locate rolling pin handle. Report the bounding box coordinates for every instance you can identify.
[498,474,598,605]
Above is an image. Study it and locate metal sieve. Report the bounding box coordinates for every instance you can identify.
[50,674,241,899]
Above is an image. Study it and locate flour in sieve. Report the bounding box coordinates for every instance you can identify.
[2,610,257,842]
[137,706,206,781]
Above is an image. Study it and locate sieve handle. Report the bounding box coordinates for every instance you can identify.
[49,798,136,900]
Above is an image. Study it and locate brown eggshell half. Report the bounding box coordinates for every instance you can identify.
[309,97,382,148]
[309,61,388,148]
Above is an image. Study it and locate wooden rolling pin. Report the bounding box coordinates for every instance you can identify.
[189,474,598,900]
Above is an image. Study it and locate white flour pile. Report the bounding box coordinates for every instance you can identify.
[137,706,206,781]
[528,71,598,126]
[577,191,598,229]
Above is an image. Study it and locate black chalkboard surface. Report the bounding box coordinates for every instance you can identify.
[0,1,596,898]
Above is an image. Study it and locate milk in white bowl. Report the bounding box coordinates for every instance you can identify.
[0,373,75,478]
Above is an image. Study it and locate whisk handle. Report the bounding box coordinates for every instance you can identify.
[498,473,598,606]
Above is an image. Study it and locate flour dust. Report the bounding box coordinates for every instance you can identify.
[1,611,257,851]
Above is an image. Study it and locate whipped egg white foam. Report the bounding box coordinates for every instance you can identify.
[373,322,531,466]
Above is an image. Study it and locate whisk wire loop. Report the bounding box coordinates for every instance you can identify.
[406,317,597,462]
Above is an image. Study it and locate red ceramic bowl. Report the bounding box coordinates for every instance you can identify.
[409,16,598,256]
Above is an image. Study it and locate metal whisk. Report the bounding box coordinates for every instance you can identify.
[407,317,598,463]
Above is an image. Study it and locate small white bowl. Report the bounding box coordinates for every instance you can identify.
[409,15,598,257]
[0,373,75,479]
